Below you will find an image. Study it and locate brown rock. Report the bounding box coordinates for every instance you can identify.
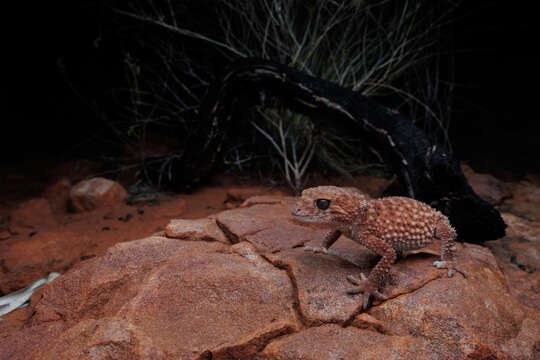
[244,221,323,253]
[265,248,367,325]
[165,218,229,243]
[0,322,66,360]
[1,195,538,360]
[0,230,92,293]
[260,324,428,360]
[69,177,128,213]
[8,198,57,234]
[119,242,298,359]
[350,313,392,334]
[501,212,540,241]
[485,212,540,310]
[367,244,539,360]
[462,164,511,204]
[503,180,540,221]
[216,203,292,243]
[2,238,299,360]
[30,237,227,325]
[30,318,166,360]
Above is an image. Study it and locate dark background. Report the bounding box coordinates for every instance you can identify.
[2,1,538,177]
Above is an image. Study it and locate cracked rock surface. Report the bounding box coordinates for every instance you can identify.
[1,190,539,360]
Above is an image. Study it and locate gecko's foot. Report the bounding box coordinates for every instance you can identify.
[303,245,328,254]
[303,245,340,256]
[346,273,387,310]
[433,260,468,278]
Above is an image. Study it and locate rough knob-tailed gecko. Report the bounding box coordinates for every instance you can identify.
[291,186,467,309]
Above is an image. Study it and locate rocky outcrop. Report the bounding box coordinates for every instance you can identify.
[1,192,538,360]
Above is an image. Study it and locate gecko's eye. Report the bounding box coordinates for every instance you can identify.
[315,199,331,210]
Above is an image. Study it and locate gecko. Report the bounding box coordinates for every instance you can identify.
[291,185,467,309]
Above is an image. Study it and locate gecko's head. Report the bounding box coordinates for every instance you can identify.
[291,186,368,227]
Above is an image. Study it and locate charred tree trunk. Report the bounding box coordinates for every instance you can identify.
[178,58,505,242]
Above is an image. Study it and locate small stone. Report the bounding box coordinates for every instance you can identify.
[69,177,128,213]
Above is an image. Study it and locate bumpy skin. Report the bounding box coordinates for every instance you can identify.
[291,186,467,309]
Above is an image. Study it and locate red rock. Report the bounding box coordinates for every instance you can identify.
[69,177,128,213]
[367,244,538,360]
[462,164,511,205]
[216,203,291,243]
[504,181,540,221]
[0,230,92,294]
[260,324,428,360]
[486,212,540,310]
[244,221,324,253]
[1,195,538,360]
[2,238,298,359]
[29,236,228,325]
[165,218,229,243]
[350,313,392,334]
[118,242,298,359]
[501,212,540,241]
[8,198,57,234]
[265,248,367,325]
[30,319,166,360]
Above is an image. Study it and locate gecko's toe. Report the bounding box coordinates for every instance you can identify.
[454,266,468,279]
[347,287,363,295]
[362,294,370,310]
[433,260,468,279]
[373,290,387,301]
[433,260,445,269]
[304,245,322,253]
[346,275,360,286]
[359,273,368,281]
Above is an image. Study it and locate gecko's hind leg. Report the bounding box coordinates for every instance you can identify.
[433,220,468,278]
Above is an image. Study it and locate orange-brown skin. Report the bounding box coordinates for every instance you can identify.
[291,186,467,309]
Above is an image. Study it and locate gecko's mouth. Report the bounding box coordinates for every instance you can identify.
[291,213,318,223]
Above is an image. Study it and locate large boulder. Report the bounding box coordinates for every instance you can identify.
[1,194,538,360]
[1,237,298,360]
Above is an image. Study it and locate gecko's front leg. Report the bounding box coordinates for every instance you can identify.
[304,229,341,254]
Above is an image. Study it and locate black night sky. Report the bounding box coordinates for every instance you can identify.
[2,1,538,177]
